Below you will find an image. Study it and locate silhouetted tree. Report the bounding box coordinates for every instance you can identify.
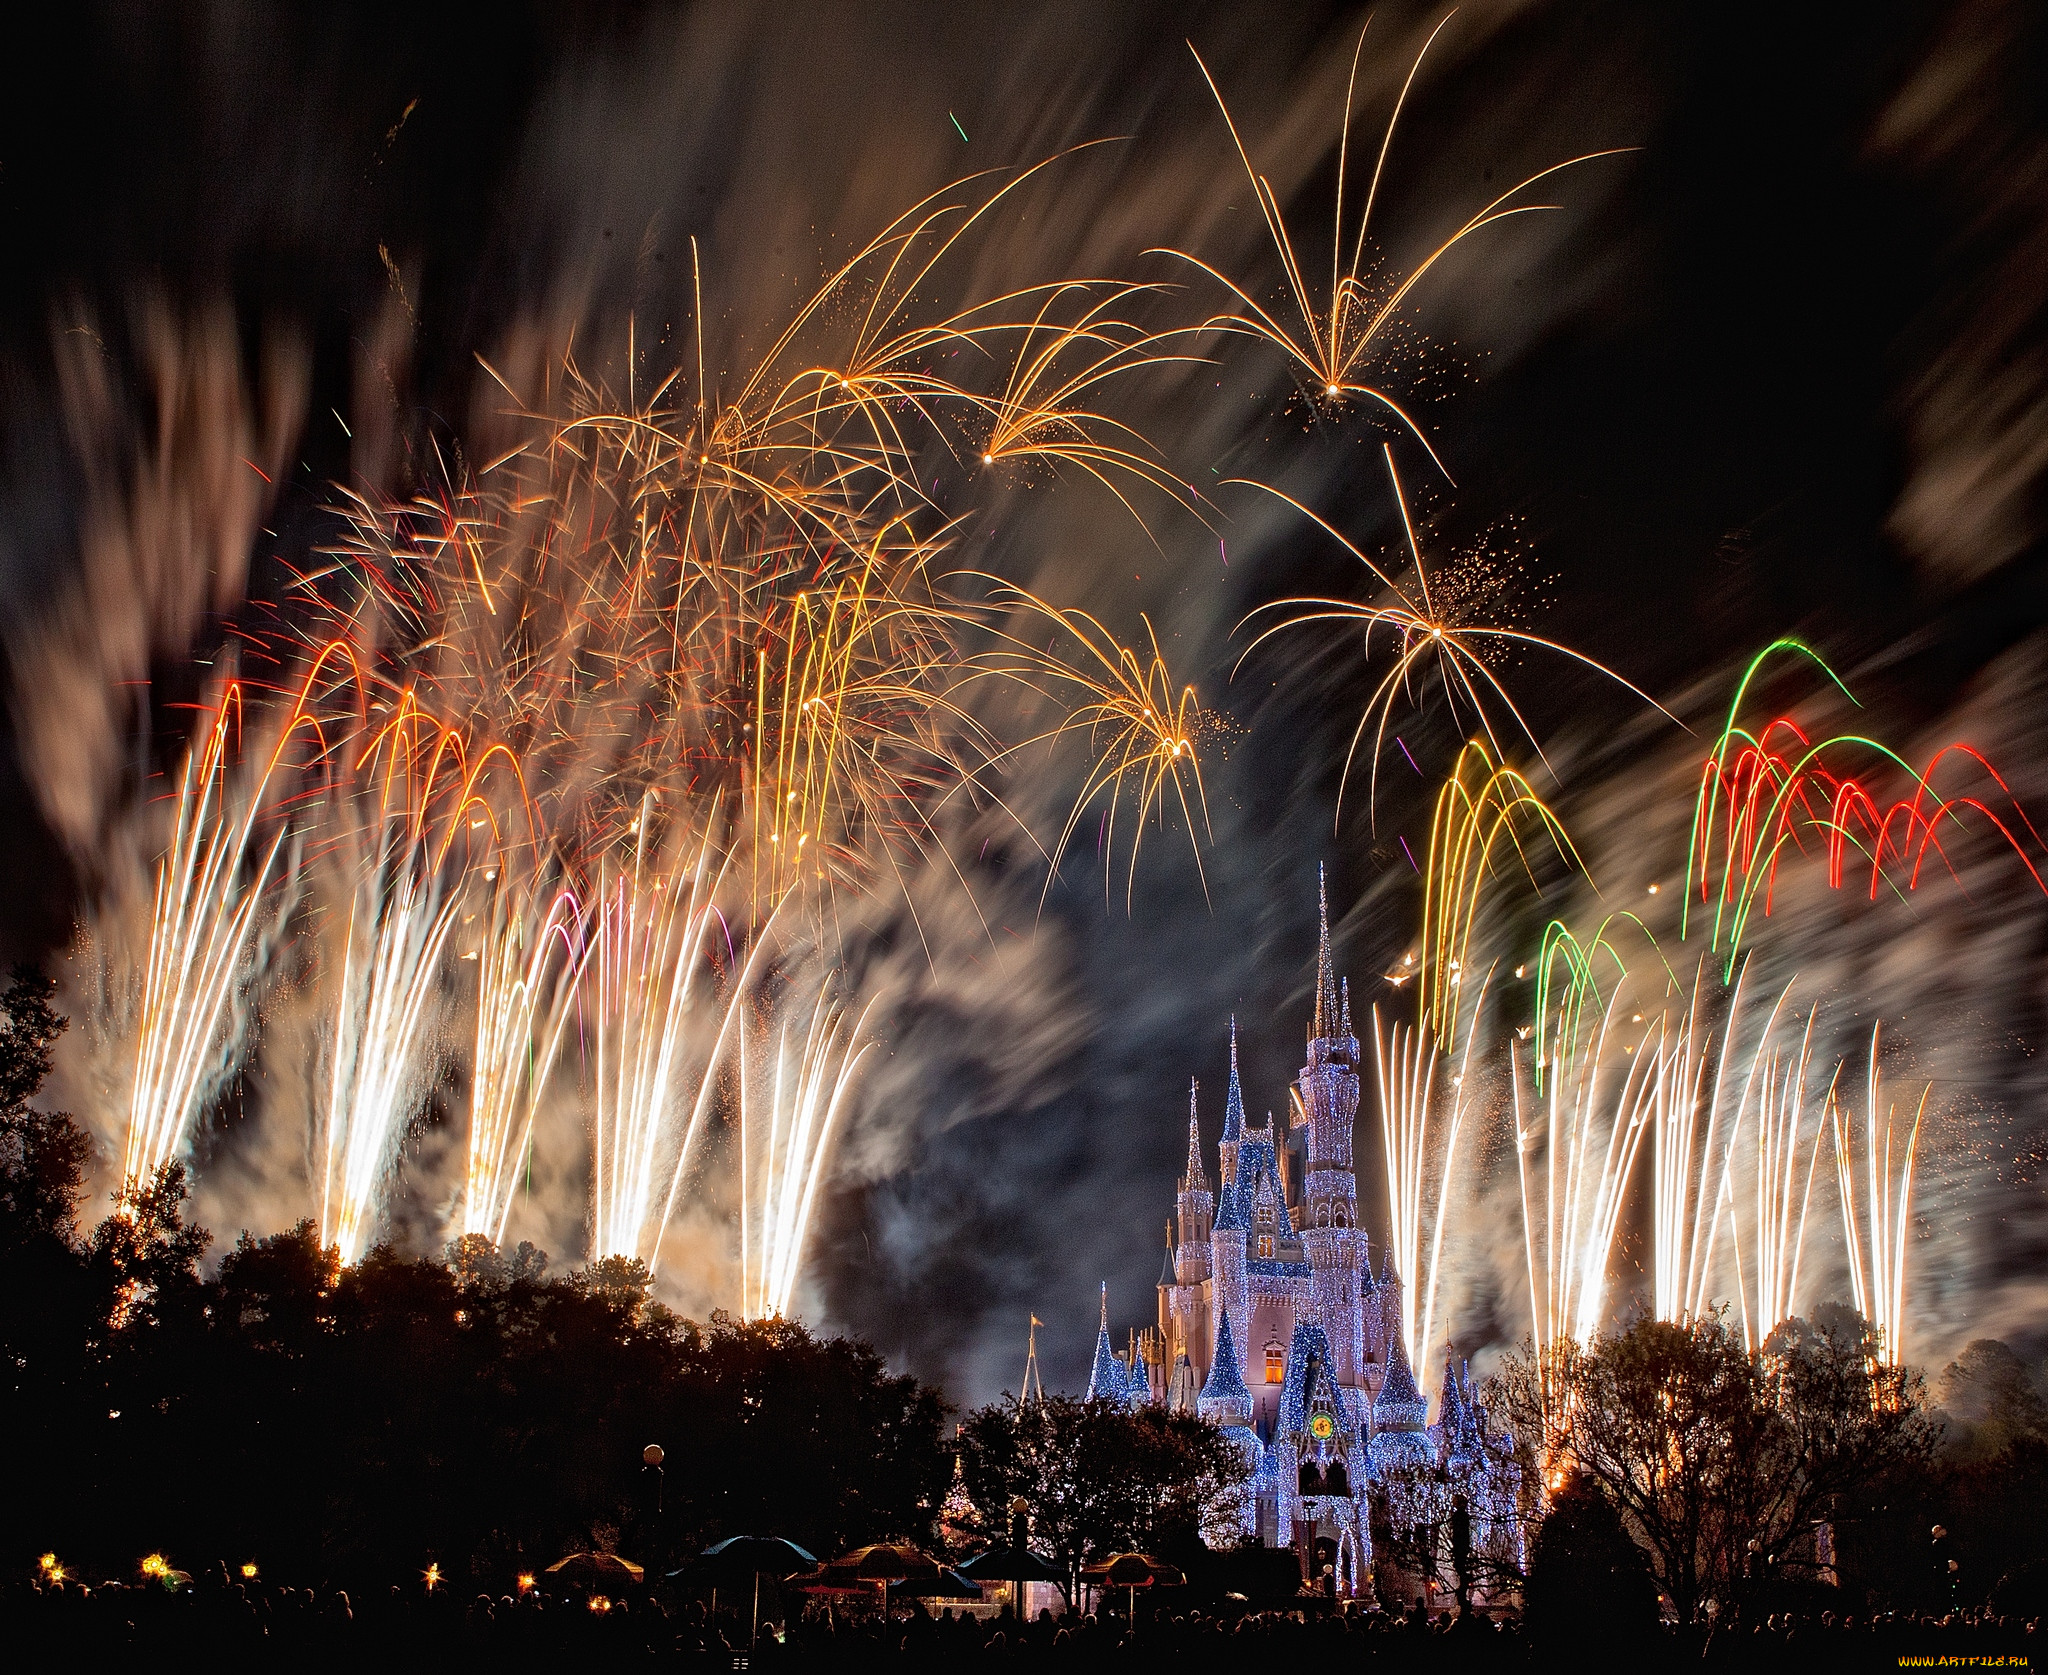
[1495,1308,1935,1622]
[1524,1472,1659,1648]
[0,975,951,1587]
[957,1394,1248,1599]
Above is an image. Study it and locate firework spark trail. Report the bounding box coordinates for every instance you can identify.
[117,643,372,1191]
[1371,973,1493,1366]
[1831,1023,1929,1366]
[119,690,293,1189]
[1235,454,1675,829]
[738,987,877,1320]
[589,817,769,1271]
[461,871,588,1243]
[1421,740,1578,1053]
[1685,639,2048,978]
[1517,927,1662,1353]
[1165,19,1627,466]
[1649,960,1735,1325]
[321,874,461,1262]
[964,580,1215,911]
[316,691,512,1261]
[1724,998,1828,1352]
[1373,1006,1435,1362]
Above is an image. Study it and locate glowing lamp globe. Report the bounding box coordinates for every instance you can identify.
[643,1444,665,1467]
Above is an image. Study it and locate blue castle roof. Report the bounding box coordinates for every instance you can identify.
[1200,1310,1249,1404]
[1085,1283,1120,1402]
[1372,1333,1428,1431]
[1277,1319,1338,1439]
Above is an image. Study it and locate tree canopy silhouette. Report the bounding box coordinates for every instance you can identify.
[0,968,949,1588]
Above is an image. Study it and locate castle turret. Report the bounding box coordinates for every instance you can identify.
[1176,1080,1214,1272]
[1435,1350,1479,1468]
[1298,868,1365,1382]
[1367,1332,1434,1474]
[1218,1018,1245,1189]
[1197,1309,1253,1429]
[1086,1283,1121,1402]
[1210,1024,1251,1377]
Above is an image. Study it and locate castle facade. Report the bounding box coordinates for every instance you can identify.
[1085,882,1524,1602]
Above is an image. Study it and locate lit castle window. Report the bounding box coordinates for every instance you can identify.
[1265,1341,1284,1384]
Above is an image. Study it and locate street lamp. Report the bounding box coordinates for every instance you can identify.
[641,1444,667,1574]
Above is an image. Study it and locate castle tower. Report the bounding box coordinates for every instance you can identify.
[1298,868,1365,1382]
[1217,1018,1245,1189]
[1085,1283,1121,1402]
[1196,1308,1253,1430]
[1176,1080,1214,1274]
[1156,1220,1178,1350]
[1210,1023,1251,1382]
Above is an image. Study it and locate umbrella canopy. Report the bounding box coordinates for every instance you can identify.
[795,1542,946,1593]
[889,1567,985,1601]
[1079,1552,1184,1587]
[671,1535,818,1582]
[544,1552,645,1585]
[957,1544,1066,1585]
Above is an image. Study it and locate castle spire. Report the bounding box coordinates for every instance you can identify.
[1314,865,1340,1041]
[1340,975,1352,1039]
[1182,1079,1207,1189]
[1086,1282,1120,1402]
[1222,1017,1245,1143]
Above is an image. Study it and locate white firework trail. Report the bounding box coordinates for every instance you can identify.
[1726,998,1828,1352]
[589,815,766,1271]
[1372,974,1492,1366]
[319,869,463,1262]
[1516,980,1659,1354]
[460,869,588,1243]
[738,987,876,1320]
[121,691,296,1189]
[1830,1023,1928,1366]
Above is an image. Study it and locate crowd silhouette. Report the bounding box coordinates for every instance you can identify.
[6,1566,2042,1671]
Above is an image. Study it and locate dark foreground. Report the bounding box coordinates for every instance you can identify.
[7,1576,2041,1672]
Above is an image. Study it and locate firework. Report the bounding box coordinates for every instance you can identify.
[966,580,1214,910]
[1420,740,1582,1053]
[1518,922,1663,1351]
[1236,452,1671,828]
[1166,19,1624,461]
[1830,1024,1928,1366]
[588,815,758,1270]
[737,985,877,1320]
[1647,962,1727,1325]
[118,688,292,1189]
[316,693,512,1261]
[1686,639,2048,977]
[1722,995,1828,1352]
[460,868,588,1243]
[63,142,1249,1314]
[115,640,371,1193]
[1370,978,1490,1366]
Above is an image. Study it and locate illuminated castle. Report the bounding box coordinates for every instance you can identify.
[1086,877,1523,1601]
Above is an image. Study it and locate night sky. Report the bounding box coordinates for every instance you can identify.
[2,1,2044,1406]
